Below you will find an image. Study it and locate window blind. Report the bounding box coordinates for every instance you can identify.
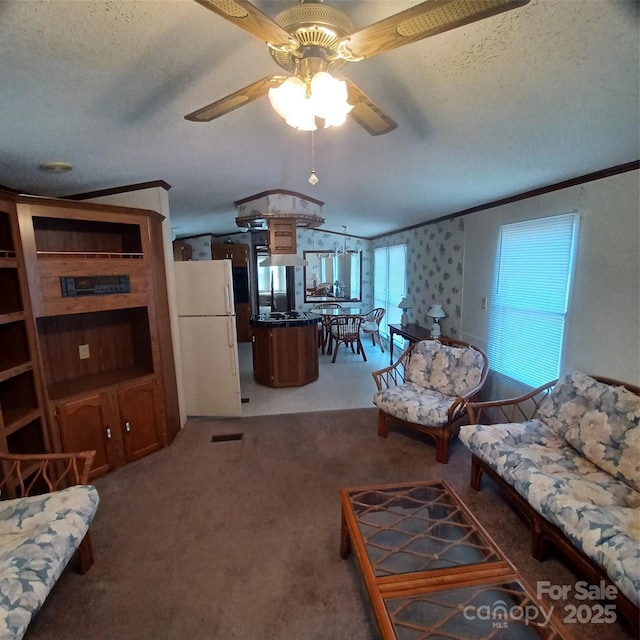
[488,213,577,388]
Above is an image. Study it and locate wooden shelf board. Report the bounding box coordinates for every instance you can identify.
[37,251,143,259]
[47,368,156,403]
[0,361,33,384]
[1,408,42,437]
[0,311,26,326]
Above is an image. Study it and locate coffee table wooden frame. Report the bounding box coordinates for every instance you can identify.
[340,480,572,639]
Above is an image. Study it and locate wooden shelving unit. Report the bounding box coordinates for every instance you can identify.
[0,200,49,457]
[0,194,181,479]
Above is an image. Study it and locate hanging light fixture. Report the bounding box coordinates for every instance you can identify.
[268,72,353,132]
[337,226,358,255]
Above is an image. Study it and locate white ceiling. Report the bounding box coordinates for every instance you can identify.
[0,0,638,239]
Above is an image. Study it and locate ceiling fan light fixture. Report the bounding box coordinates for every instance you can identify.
[267,71,352,131]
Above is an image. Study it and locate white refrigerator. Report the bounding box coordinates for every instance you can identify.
[174,260,242,417]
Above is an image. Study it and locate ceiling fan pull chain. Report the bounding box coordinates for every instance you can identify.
[308,122,318,185]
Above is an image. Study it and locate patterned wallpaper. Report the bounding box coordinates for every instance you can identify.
[295,228,373,312]
[371,218,465,338]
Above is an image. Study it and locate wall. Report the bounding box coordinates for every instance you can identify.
[295,228,373,312]
[461,169,639,395]
[371,218,466,339]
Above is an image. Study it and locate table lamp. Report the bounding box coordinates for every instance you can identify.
[398,297,412,327]
[427,304,446,338]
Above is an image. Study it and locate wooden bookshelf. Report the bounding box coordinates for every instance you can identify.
[0,194,181,477]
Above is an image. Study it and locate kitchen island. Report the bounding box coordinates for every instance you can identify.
[250,312,319,387]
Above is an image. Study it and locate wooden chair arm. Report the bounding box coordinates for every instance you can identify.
[466,379,557,424]
[371,344,414,391]
[0,451,96,499]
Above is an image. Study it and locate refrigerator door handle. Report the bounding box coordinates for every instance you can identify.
[228,317,238,376]
[225,284,233,316]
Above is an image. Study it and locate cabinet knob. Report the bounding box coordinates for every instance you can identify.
[124,420,131,433]
[106,427,112,439]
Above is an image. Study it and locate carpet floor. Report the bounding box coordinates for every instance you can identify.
[25,409,632,639]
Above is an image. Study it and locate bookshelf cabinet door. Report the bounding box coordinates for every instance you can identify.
[57,394,119,478]
[118,379,162,462]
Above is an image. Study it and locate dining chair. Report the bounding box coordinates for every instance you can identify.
[328,315,366,363]
[314,303,343,354]
[361,308,385,353]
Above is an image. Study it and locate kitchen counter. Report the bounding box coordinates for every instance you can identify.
[250,311,318,328]
[250,312,318,387]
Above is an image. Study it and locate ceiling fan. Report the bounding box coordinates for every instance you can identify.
[185,0,529,135]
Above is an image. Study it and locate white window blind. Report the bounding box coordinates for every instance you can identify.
[488,213,577,388]
[374,245,407,339]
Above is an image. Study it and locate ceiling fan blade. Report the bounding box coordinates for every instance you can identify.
[338,0,529,61]
[193,0,297,51]
[185,75,286,122]
[343,79,397,136]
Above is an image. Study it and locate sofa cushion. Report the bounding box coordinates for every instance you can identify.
[550,499,640,607]
[0,485,99,640]
[459,420,638,510]
[373,382,456,427]
[563,385,640,492]
[406,340,483,397]
[538,370,611,436]
[405,340,437,388]
[429,343,485,397]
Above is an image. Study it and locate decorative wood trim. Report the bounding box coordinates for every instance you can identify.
[371,160,640,240]
[234,189,324,207]
[63,180,172,200]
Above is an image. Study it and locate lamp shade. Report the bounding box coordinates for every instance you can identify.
[427,304,446,319]
[398,297,412,309]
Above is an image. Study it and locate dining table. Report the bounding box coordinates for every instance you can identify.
[310,307,364,318]
[310,307,365,356]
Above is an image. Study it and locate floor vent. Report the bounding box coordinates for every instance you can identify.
[210,433,243,443]
[241,397,250,404]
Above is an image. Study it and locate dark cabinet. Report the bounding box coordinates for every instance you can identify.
[172,240,192,262]
[212,243,248,266]
[252,324,318,387]
[57,378,162,479]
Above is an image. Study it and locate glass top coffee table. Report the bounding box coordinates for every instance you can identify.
[340,481,572,639]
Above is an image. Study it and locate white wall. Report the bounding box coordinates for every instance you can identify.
[461,169,640,393]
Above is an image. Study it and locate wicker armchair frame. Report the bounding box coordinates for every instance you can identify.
[0,450,97,573]
[372,337,488,463]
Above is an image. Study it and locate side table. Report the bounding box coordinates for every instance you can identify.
[388,323,441,364]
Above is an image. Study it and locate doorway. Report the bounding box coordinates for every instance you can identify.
[255,248,296,313]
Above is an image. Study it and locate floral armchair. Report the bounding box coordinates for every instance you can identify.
[372,338,488,463]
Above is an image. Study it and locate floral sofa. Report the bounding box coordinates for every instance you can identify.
[0,451,99,640]
[459,370,639,634]
[372,338,488,463]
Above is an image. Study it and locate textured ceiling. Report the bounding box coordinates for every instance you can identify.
[0,0,638,239]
